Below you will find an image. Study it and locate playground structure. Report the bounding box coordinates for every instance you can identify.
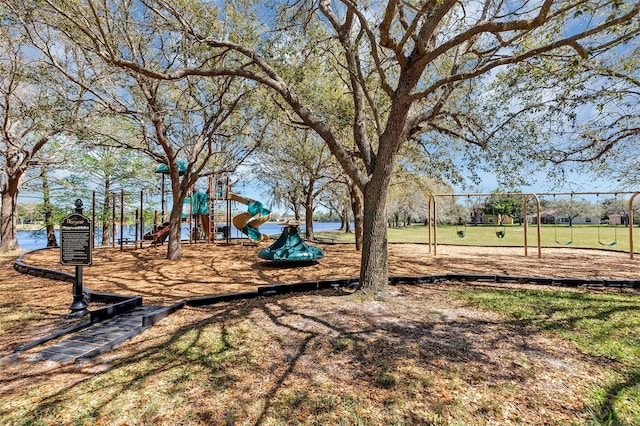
[210,178,323,261]
[427,191,640,259]
[142,221,170,246]
[87,170,324,262]
[152,165,273,245]
[202,176,272,243]
[81,180,271,251]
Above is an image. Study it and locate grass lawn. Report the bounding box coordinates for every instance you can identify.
[2,284,639,425]
[456,289,640,425]
[317,224,638,253]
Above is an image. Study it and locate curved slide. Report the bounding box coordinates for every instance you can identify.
[229,194,272,242]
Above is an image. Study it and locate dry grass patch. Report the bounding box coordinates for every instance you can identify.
[1,284,619,425]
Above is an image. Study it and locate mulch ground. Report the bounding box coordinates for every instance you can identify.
[16,242,640,305]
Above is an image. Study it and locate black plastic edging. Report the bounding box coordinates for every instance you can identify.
[88,291,135,304]
[258,281,320,296]
[142,302,186,327]
[187,291,260,307]
[90,296,143,323]
[13,247,639,358]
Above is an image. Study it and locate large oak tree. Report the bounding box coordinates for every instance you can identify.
[24,0,640,297]
[0,20,87,250]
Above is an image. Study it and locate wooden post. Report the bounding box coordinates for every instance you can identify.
[120,189,125,251]
[112,193,116,247]
[139,190,144,249]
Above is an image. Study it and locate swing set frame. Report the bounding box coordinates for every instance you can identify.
[426,191,640,259]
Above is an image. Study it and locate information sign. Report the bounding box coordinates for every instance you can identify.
[60,213,93,266]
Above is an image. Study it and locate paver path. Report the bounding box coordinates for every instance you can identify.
[32,306,163,363]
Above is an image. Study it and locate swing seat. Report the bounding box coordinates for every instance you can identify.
[599,241,617,247]
[457,230,466,238]
[495,230,505,239]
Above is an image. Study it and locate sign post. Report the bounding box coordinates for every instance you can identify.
[60,199,92,317]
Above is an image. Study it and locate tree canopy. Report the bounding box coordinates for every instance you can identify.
[1,0,638,297]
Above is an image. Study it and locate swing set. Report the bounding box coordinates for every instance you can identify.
[427,191,640,260]
[492,204,506,239]
[452,195,507,239]
[552,193,620,247]
[456,219,466,238]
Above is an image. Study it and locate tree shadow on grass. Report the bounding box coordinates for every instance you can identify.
[587,368,640,425]
[456,285,640,424]
[3,286,631,425]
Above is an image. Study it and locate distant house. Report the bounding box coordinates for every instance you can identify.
[605,214,624,225]
[468,211,514,225]
[528,210,596,225]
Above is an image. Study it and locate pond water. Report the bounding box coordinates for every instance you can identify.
[17,221,347,250]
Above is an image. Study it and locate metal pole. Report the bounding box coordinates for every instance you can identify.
[427,195,432,253]
[92,191,96,249]
[207,176,216,243]
[523,196,528,257]
[433,196,438,256]
[135,209,139,249]
[112,193,116,247]
[189,188,193,244]
[226,176,231,244]
[161,174,166,223]
[434,191,640,198]
[523,193,542,258]
[630,193,639,259]
[536,196,542,259]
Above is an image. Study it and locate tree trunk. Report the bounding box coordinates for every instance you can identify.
[0,179,20,251]
[166,196,183,260]
[304,192,314,240]
[339,208,346,231]
[350,183,364,251]
[41,169,58,247]
[356,173,391,299]
[342,207,351,233]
